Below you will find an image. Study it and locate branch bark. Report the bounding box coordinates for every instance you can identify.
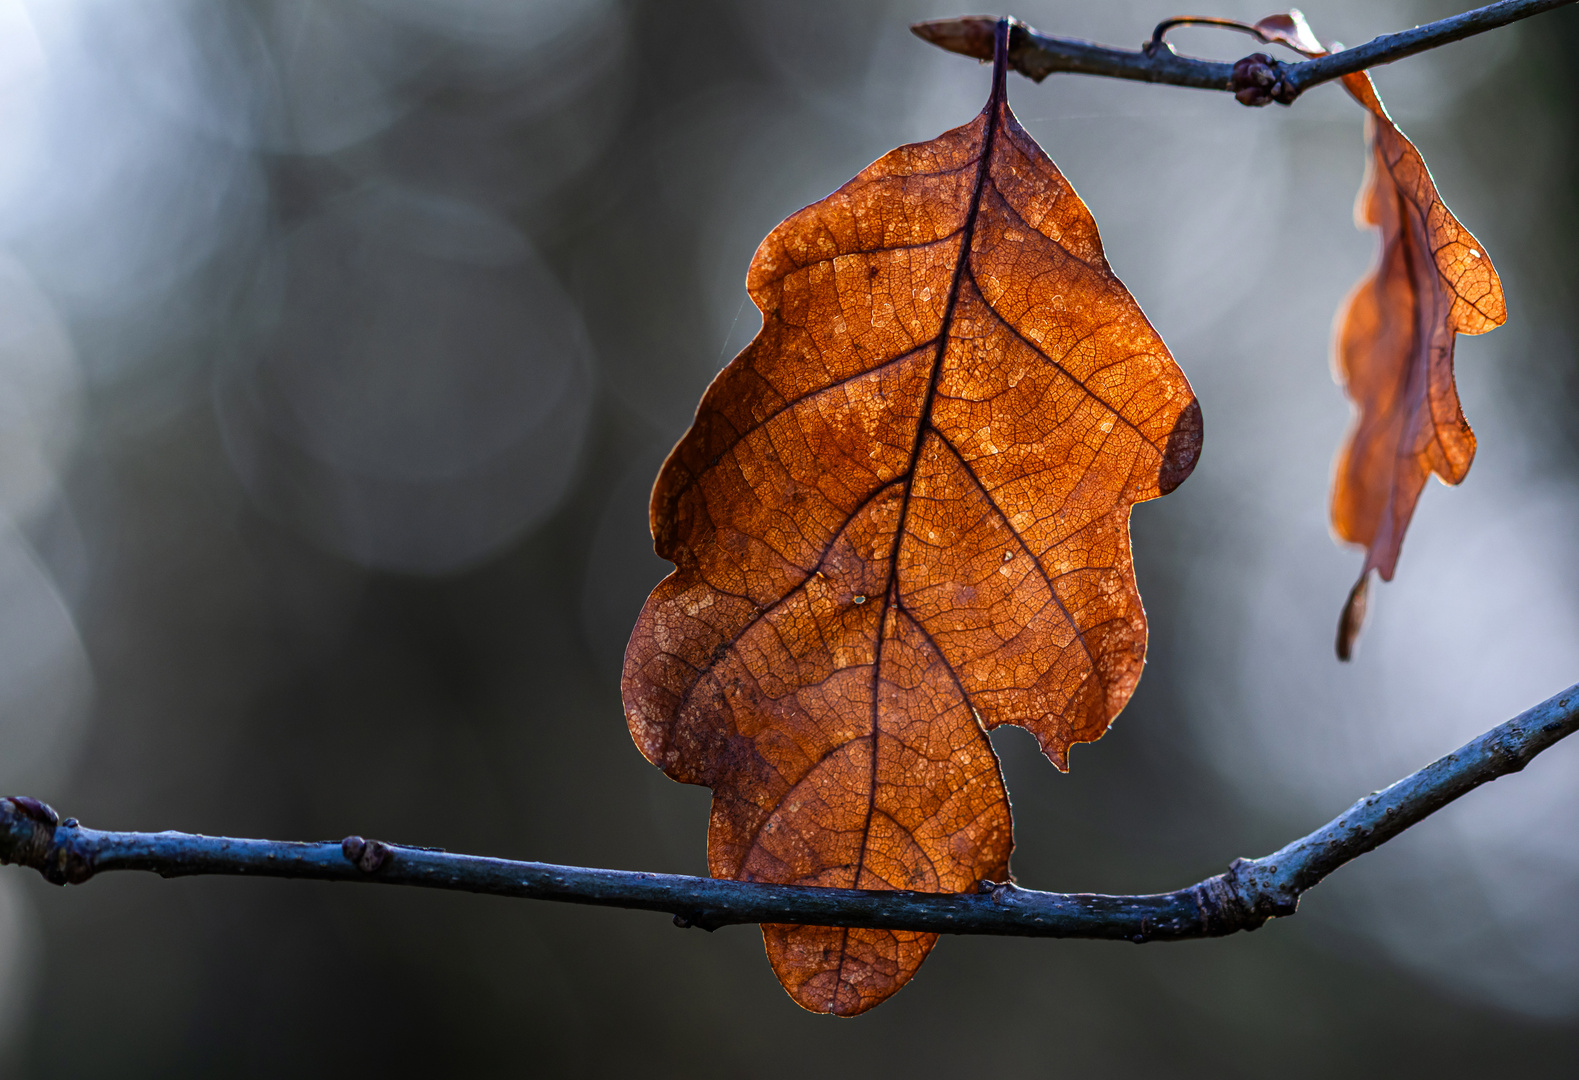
[3,683,1574,941]
[913,0,1577,106]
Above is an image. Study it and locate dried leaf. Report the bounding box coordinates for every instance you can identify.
[622,21,1199,1014]
[1331,71,1505,656]
[1254,11,1508,658]
[1250,11,1323,56]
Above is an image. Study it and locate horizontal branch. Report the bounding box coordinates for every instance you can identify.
[913,0,1576,106]
[3,683,1575,941]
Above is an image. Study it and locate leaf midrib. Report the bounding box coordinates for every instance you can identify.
[842,73,1007,937]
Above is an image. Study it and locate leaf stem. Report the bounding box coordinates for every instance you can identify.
[1145,17,1271,58]
[913,0,1577,106]
[4,683,1575,941]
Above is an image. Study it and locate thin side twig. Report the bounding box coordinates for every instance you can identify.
[3,683,1575,941]
[913,0,1576,105]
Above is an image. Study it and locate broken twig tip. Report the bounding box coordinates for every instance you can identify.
[911,16,997,62]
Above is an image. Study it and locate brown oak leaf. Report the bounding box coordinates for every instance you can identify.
[622,21,1200,1015]
[1254,12,1507,659]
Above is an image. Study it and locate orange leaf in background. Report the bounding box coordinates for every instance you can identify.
[622,21,1199,1015]
[1255,12,1507,660]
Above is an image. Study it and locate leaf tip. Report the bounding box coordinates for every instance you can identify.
[1336,572,1370,661]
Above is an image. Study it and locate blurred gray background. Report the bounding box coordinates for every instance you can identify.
[0,0,1576,1074]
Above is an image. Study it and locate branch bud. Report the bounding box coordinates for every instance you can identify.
[1230,53,1301,106]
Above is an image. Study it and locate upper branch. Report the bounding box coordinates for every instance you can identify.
[913,0,1577,106]
[3,683,1575,941]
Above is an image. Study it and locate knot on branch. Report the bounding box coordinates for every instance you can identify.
[341,835,393,874]
[1225,857,1299,923]
[671,911,724,932]
[0,797,99,885]
[1184,858,1301,935]
[976,877,1013,899]
[1230,53,1298,107]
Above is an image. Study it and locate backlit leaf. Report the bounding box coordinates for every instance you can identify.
[1254,12,1508,659]
[622,21,1199,1014]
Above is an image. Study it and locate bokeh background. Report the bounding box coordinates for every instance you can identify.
[0,0,1576,1073]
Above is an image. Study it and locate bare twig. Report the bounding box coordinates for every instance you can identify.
[3,683,1574,940]
[913,0,1577,105]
